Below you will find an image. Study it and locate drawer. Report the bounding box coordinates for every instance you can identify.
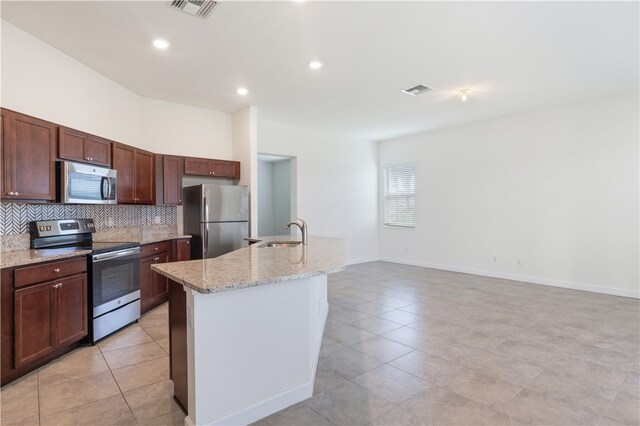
[15,257,87,288]
[141,241,171,258]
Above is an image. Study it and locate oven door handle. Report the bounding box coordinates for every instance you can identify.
[93,248,140,263]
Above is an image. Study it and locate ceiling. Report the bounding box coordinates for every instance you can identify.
[2,1,638,141]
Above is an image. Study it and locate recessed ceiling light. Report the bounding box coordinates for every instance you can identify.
[152,39,170,50]
[309,61,324,70]
[460,89,469,102]
[237,87,249,96]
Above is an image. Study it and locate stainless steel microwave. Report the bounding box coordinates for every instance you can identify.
[57,161,117,204]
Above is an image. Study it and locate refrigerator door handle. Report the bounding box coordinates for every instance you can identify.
[203,195,209,223]
[204,224,209,255]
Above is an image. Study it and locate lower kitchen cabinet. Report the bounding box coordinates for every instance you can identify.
[14,281,55,367]
[174,238,191,262]
[15,274,87,368]
[140,243,171,314]
[2,257,88,385]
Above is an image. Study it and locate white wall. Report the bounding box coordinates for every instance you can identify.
[273,160,292,231]
[1,20,232,158]
[379,93,640,298]
[232,107,258,236]
[257,159,292,236]
[258,119,379,264]
[258,160,276,236]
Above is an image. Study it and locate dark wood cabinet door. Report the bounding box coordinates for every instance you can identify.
[2,111,56,201]
[175,239,191,262]
[140,256,154,313]
[162,156,183,204]
[211,160,241,179]
[54,275,88,347]
[14,282,54,368]
[112,143,136,203]
[135,149,154,204]
[152,253,170,300]
[184,157,212,176]
[85,135,111,167]
[58,127,87,163]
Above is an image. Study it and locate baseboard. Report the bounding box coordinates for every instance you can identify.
[346,257,379,266]
[206,381,313,425]
[379,257,640,299]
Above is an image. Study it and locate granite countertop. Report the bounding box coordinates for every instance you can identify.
[1,248,92,269]
[151,236,345,294]
[1,232,191,269]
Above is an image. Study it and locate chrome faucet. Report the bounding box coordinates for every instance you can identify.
[284,218,308,245]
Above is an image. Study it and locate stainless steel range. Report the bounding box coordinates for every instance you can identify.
[30,219,141,342]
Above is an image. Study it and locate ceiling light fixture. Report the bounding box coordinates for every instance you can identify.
[309,61,324,70]
[460,89,469,102]
[152,39,170,50]
[237,87,249,96]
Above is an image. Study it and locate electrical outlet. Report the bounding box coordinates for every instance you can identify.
[404,247,408,254]
[517,259,522,266]
[107,217,114,227]
[154,216,161,224]
[493,256,497,263]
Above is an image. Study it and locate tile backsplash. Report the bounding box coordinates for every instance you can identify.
[0,202,177,235]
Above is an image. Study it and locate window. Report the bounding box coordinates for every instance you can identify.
[383,163,416,228]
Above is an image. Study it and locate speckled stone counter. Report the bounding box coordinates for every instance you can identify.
[151,236,344,294]
[1,248,92,269]
[0,224,190,269]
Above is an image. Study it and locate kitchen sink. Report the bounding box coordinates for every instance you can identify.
[258,241,302,248]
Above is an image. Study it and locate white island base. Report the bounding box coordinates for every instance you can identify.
[184,274,328,426]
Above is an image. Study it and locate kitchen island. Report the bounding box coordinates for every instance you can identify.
[151,236,344,426]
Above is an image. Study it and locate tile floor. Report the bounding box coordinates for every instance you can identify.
[2,261,639,425]
[1,303,185,426]
[257,262,639,426]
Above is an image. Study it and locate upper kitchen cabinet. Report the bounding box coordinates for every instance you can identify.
[184,156,240,180]
[58,126,111,167]
[112,142,155,204]
[155,155,183,205]
[1,109,57,202]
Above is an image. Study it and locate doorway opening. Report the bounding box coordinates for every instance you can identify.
[257,154,295,237]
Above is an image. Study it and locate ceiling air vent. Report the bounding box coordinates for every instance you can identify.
[402,84,433,96]
[168,0,219,19]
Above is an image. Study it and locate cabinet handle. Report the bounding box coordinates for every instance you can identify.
[14,192,19,196]
[154,247,159,251]
[89,157,93,161]
[53,268,61,273]
[53,283,63,288]
[153,257,160,261]
[86,157,90,161]
[8,192,14,196]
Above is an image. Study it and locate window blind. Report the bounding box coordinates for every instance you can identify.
[383,164,416,228]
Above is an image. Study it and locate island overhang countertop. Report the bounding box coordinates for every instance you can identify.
[151,235,345,294]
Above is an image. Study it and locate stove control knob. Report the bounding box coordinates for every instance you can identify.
[39,226,45,231]
[46,226,52,231]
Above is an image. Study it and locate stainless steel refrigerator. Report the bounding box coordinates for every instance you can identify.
[183,184,249,259]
